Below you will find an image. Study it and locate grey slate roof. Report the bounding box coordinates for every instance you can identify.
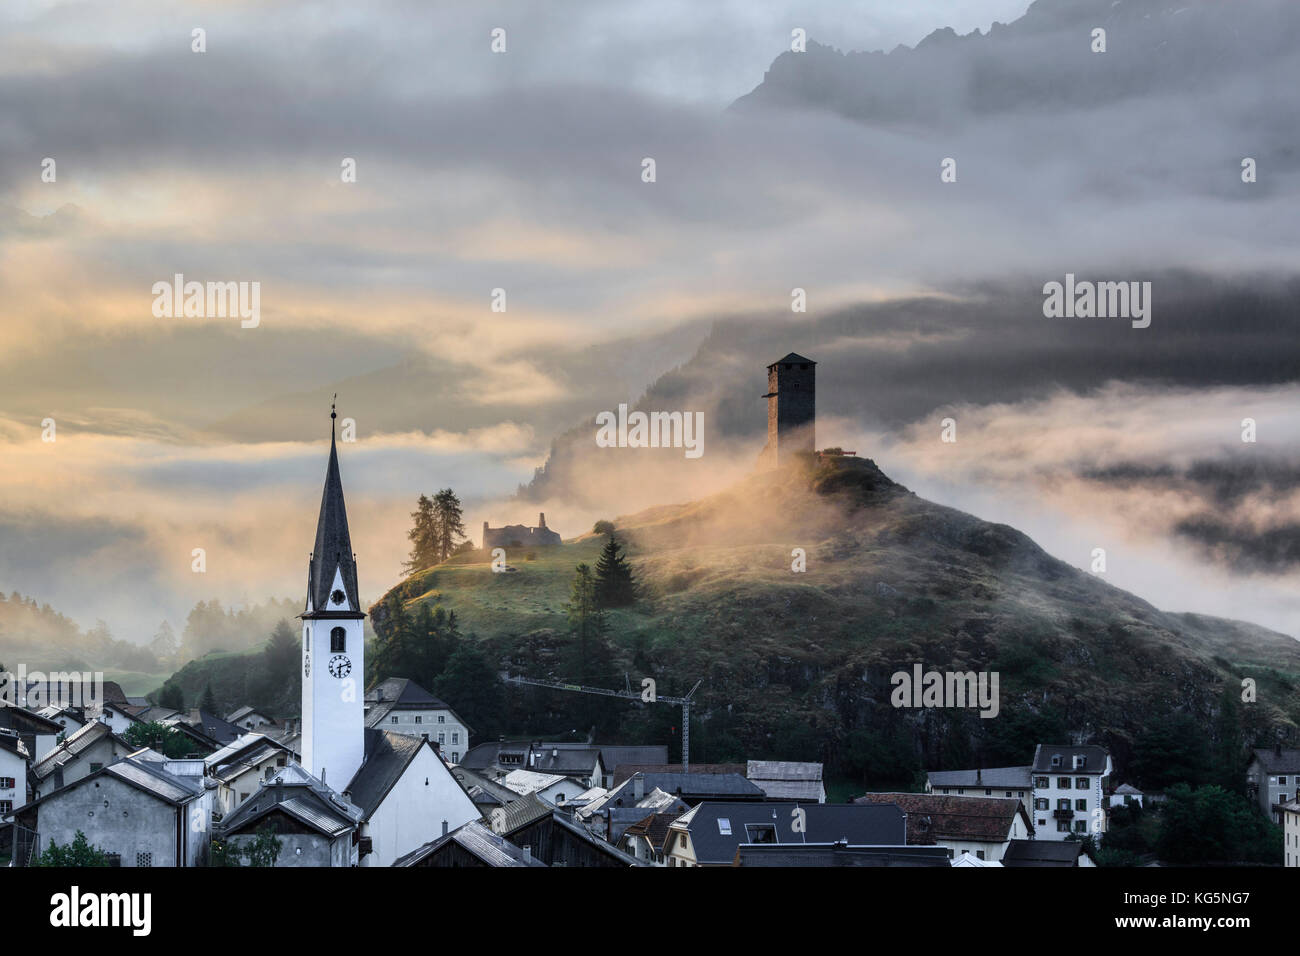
[105,757,203,806]
[185,709,243,746]
[1032,745,1109,774]
[220,778,358,838]
[595,745,668,771]
[1001,839,1086,867]
[495,793,555,834]
[735,842,951,867]
[927,765,1033,789]
[345,728,426,818]
[603,772,764,806]
[1251,748,1300,774]
[0,705,64,736]
[768,352,816,367]
[305,423,361,616]
[363,677,471,733]
[675,801,908,865]
[31,720,123,781]
[393,820,547,867]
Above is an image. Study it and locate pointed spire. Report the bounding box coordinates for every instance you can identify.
[307,399,362,617]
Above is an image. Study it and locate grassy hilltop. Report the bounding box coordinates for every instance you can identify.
[376,455,1300,786]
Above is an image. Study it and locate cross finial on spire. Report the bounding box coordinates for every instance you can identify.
[331,393,337,420]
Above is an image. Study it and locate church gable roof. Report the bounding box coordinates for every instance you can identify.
[345,729,427,818]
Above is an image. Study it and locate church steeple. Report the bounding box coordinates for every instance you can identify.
[305,398,363,618]
[301,397,367,788]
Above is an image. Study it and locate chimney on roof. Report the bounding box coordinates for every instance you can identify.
[976,768,982,784]
[552,747,558,759]
[538,513,547,529]
[523,844,532,863]
[634,775,644,801]
[321,768,326,786]
[442,819,449,836]
[1277,741,1284,757]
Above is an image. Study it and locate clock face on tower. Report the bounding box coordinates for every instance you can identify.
[328,654,352,679]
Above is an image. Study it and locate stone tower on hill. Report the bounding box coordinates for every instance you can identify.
[758,352,816,469]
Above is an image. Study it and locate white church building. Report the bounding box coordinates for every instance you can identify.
[223,404,480,866]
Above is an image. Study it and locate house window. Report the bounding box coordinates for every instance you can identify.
[1057,799,1070,810]
[1057,822,1069,832]
[0,800,11,814]
[438,733,446,744]
[438,715,446,723]
[1076,778,1088,789]
[414,716,422,724]
[1018,790,1026,798]
[452,733,459,744]
[391,716,398,724]
[1283,777,1290,786]
[330,627,346,652]
[1005,791,1013,798]
[745,824,777,844]
[976,850,985,860]
[717,818,731,835]
[1038,819,1046,827]
[1074,821,1087,833]
[451,752,459,762]
[1058,777,1071,789]
[136,852,153,867]
[1035,798,1048,811]
[0,777,13,789]
[985,789,992,796]
[957,788,965,795]
[1076,799,1087,812]
[1035,777,1049,788]
[941,788,949,794]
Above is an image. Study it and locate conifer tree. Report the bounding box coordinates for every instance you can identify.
[594,533,636,608]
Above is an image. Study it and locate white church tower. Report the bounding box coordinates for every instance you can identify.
[300,401,365,788]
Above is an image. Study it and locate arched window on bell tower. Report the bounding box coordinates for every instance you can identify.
[330,626,346,653]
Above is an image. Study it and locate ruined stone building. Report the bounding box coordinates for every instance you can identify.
[482,513,562,549]
[757,352,816,469]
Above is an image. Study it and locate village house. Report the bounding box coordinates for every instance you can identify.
[1030,744,1112,840]
[664,801,917,868]
[30,720,136,797]
[492,793,644,867]
[853,792,1034,863]
[618,811,678,864]
[1001,839,1096,867]
[10,751,214,867]
[100,700,144,737]
[0,729,30,816]
[217,763,361,866]
[747,760,826,803]
[364,677,472,763]
[226,706,278,732]
[926,764,1033,808]
[35,705,87,741]
[1282,797,1300,867]
[1246,745,1300,824]
[205,732,294,816]
[499,769,588,806]
[0,706,63,764]
[395,819,548,867]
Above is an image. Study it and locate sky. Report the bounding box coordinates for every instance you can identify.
[1,0,1297,645]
